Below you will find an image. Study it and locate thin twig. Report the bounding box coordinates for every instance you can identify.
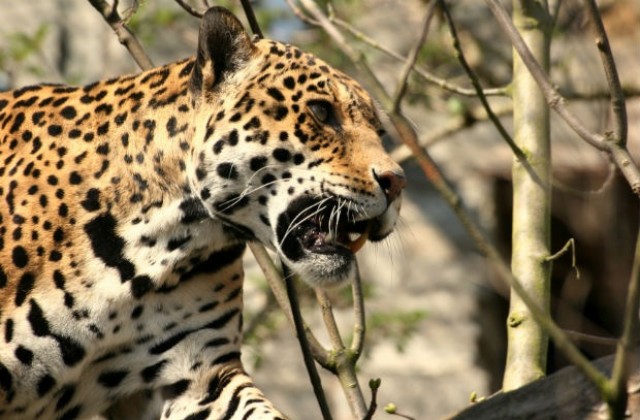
[392,113,610,392]
[583,0,627,146]
[545,239,574,262]
[174,0,204,18]
[363,378,381,420]
[439,0,524,160]
[350,261,366,359]
[564,330,618,347]
[87,0,154,71]
[545,238,579,279]
[292,0,640,102]
[315,288,368,418]
[484,0,640,196]
[385,403,417,420]
[484,0,606,150]
[120,0,140,23]
[391,1,439,113]
[390,103,513,162]
[564,86,640,101]
[240,0,264,39]
[248,243,331,367]
[551,163,616,197]
[282,265,333,420]
[315,289,344,350]
[284,0,319,25]
[330,16,509,98]
[609,210,640,418]
[287,0,612,394]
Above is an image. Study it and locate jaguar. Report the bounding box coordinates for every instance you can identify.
[0,7,405,419]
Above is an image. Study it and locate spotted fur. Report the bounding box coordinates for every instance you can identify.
[0,7,404,420]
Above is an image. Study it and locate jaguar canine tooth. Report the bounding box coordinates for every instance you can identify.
[346,221,371,253]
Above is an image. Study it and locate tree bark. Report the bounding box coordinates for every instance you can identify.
[503,0,552,390]
[450,350,640,420]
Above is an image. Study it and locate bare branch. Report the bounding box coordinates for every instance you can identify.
[391,113,609,391]
[315,289,344,350]
[330,16,509,98]
[484,0,607,151]
[390,103,512,162]
[362,378,381,420]
[284,0,319,26]
[583,0,627,145]
[564,330,618,347]
[240,0,264,39]
[391,1,438,113]
[610,216,640,418]
[551,163,616,197]
[247,243,331,367]
[484,0,640,194]
[174,0,204,18]
[350,261,366,359]
[87,0,154,71]
[315,287,368,418]
[438,1,524,160]
[564,86,640,101]
[287,0,612,396]
[120,0,140,23]
[282,266,333,420]
[545,238,579,280]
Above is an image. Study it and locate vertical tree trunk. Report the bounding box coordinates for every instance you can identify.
[503,0,552,390]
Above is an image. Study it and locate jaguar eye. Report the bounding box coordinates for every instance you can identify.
[308,100,334,124]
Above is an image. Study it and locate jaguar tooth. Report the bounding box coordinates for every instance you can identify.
[346,221,371,253]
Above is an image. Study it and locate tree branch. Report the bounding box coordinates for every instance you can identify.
[609,212,640,418]
[484,0,606,150]
[501,0,553,390]
[391,1,438,113]
[315,288,368,418]
[174,0,204,18]
[363,378,380,420]
[438,1,524,160]
[240,0,264,39]
[583,0,627,146]
[247,243,331,367]
[329,15,509,98]
[292,0,610,392]
[282,265,333,420]
[350,261,366,359]
[484,0,640,196]
[87,0,154,71]
[284,0,319,26]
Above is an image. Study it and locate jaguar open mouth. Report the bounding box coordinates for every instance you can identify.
[296,208,370,255]
[275,196,373,264]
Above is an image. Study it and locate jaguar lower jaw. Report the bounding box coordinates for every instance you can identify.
[280,218,374,288]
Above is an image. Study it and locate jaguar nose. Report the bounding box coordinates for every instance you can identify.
[374,170,406,202]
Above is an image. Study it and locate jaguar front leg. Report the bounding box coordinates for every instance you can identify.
[160,361,286,420]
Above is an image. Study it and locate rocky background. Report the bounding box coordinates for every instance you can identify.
[1,1,639,418]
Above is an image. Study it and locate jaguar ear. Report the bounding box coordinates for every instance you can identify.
[190,7,256,96]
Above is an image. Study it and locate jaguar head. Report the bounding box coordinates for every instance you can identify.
[189,7,405,287]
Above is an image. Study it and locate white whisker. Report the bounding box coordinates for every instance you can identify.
[219,176,285,211]
[278,197,331,248]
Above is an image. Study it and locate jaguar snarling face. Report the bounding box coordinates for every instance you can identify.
[189,8,405,287]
